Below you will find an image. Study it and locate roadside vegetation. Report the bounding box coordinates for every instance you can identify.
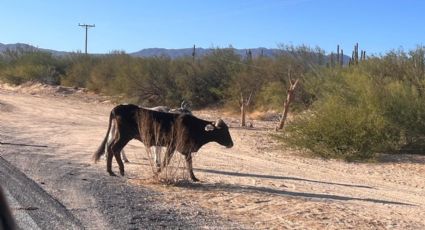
[1,45,424,160]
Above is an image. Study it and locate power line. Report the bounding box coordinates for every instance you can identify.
[78,23,95,54]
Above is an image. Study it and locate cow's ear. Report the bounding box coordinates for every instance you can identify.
[205,124,215,131]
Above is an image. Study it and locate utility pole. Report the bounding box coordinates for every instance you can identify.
[78,23,95,54]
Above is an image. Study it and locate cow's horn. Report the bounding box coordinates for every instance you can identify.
[181,100,187,109]
[215,119,224,129]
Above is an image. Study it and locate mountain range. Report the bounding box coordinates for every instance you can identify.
[0,43,280,58]
[0,42,350,63]
[130,47,278,58]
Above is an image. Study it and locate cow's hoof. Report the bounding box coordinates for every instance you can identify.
[120,171,125,176]
[191,177,200,182]
[108,171,117,177]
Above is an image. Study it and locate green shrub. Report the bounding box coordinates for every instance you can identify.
[380,81,425,145]
[284,71,397,160]
[0,49,63,85]
[255,81,287,110]
[0,64,60,85]
[61,54,97,88]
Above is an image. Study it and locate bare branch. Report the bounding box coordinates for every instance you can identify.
[288,67,292,85]
[246,91,253,106]
[239,92,244,106]
[276,78,300,131]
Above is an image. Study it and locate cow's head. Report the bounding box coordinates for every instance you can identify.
[205,119,234,148]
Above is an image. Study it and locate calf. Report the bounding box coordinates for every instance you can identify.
[94,104,233,181]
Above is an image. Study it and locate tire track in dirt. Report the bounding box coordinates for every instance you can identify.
[0,156,83,229]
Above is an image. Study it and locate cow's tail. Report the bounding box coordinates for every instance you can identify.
[93,110,114,163]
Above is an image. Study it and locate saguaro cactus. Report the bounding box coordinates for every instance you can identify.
[192,44,196,63]
[354,43,359,65]
[337,45,340,66]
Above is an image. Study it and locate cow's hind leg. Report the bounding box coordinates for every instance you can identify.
[106,119,120,176]
[106,144,116,176]
[107,131,131,177]
[112,137,131,176]
[121,150,130,163]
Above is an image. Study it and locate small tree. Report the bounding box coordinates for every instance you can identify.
[240,91,253,127]
[276,69,299,130]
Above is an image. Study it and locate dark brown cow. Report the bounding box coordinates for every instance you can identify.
[109,103,192,164]
[93,104,233,181]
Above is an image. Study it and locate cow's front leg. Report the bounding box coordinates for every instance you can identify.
[114,151,125,176]
[153,146,162,168]
[160,147,175,171]
[185,153,199,182]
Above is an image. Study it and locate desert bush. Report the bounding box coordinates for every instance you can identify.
[88,52,132,94]
[61,54,97,88]
[202,48,242,106]
[173,58,214,107]
[128,56,183,106]
[255,81,287,110]
[284,45,425,160]
[379,81,425,145]
[0,49,64,84]
[284,71,398,160]
[360,47,425,95]
[2,65,58,84]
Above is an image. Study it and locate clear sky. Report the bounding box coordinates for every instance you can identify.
[1,0,424,55]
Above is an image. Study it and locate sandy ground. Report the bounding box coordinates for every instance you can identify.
[1,83,425,229]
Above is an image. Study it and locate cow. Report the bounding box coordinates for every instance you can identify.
[94,104,233,182]
[104,101,192,166]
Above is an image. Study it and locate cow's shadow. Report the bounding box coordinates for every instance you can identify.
[174,168,414,206]
[196,168,373,189]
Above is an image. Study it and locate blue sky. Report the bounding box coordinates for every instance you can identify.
[1,0,424,55]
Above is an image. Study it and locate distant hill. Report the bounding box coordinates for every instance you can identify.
[0,43,41,54]
[130,47,352,64]
[0,42,350,64]
[0,43,33,52]
[0,43,278,58]
[129,47,278,58]
[0,42,68,56]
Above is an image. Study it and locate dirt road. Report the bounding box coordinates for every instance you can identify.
[1,84,424,229]
[0,156,82,229]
